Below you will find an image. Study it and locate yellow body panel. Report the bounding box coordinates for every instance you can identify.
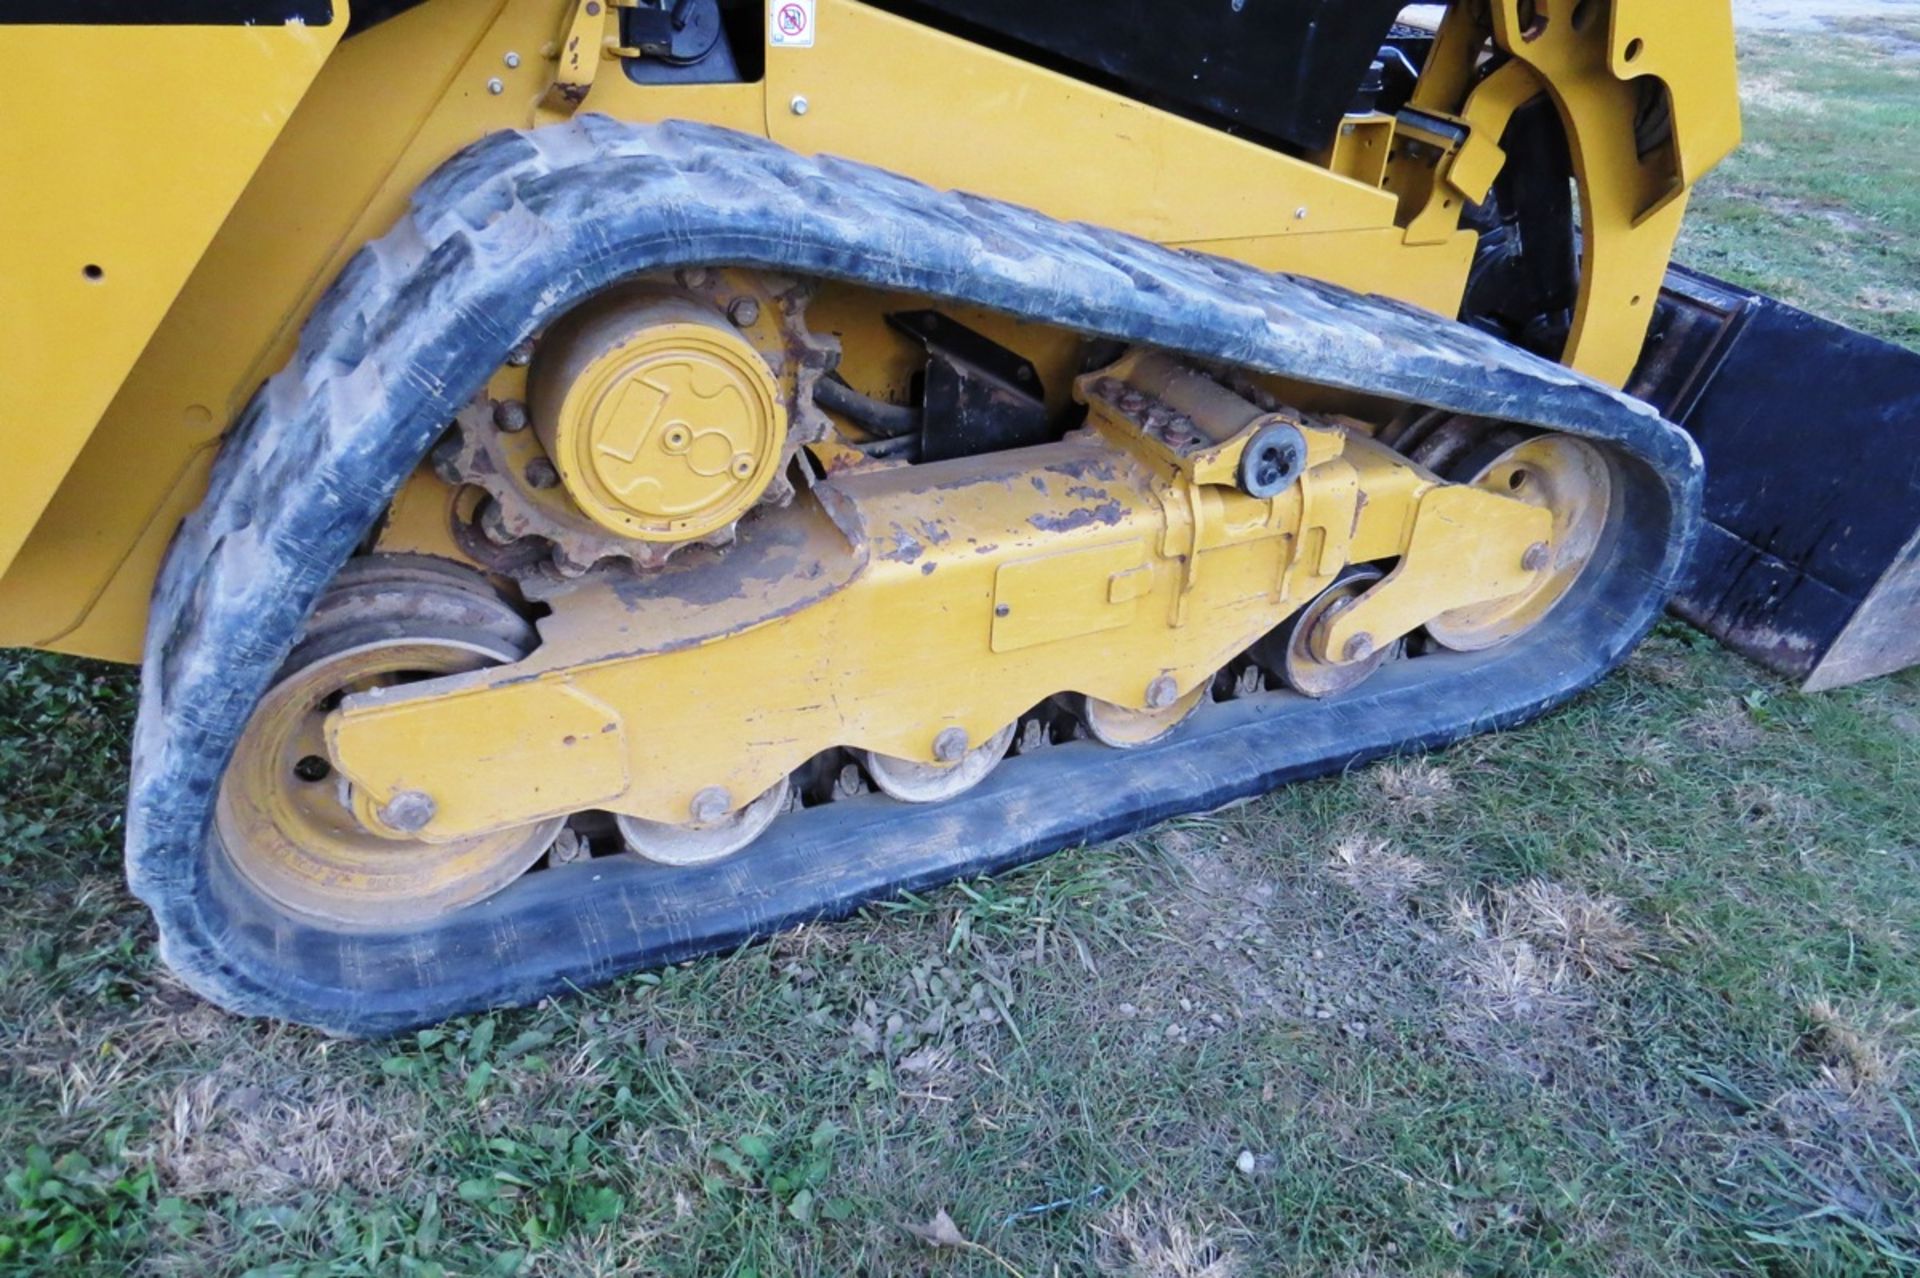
[0,0,1741,663]
[0,18,342,580]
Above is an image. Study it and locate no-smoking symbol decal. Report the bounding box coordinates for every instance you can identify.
[770,0,815,47]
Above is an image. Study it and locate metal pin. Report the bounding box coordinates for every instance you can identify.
[487,77,505,95]
[790,95,810,116]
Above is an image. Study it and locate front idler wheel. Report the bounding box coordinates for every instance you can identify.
[1424,433,1612,651]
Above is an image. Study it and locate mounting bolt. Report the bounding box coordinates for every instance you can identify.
[727,297,761,328]
[487,77,504,95]
[790,94,810,116]
[507,340,535,367]
[1342,632,1376,663]
[1145,675,1179,710]
[690,785,733,825]
[933,727,969,763]
[504,50,521,68]
[492,399,529,432]
[1294,206,1309,220]
[1521,540,1551,572]
[994,603,1011,618]
[377,790,437,834]
[525,458,560,489]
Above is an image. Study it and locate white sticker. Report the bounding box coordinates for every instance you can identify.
[770,0,815,47]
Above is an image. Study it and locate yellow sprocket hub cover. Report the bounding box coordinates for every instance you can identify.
[534,296,787,543]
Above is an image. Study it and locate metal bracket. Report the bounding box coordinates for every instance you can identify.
[886,310,1053,463]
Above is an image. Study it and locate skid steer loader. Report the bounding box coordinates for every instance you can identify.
[3,0,1917,1035]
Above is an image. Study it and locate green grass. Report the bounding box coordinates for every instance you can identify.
[5,26,1920,1278]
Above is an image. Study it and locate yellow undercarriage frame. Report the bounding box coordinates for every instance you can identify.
[314,356,1575,845]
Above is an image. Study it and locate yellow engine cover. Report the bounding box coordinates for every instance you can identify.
[530,294,787,542]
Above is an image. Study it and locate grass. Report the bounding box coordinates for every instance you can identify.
[5,23,1920,1278]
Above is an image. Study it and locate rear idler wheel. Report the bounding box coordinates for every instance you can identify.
[1256,565,1404,699]
[861,723,1016,803]
[213,556,564,927]
[616,778,793,867]
[1071,680,1209,748]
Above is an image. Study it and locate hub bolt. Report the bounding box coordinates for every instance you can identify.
[690,785,733,825]
[1145,675,1179,710]
[525,458,560,490]
[492,399,529,432]
[506,340,535,368]
[1521,541,1551,572]
[377,790,437,834]
[1342,632,1376,663]
[933,727,969,763]
[727,297,761,328]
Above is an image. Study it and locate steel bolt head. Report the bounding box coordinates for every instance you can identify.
[492,399,529,432]
[933,727,969,763]
[1342,632,1376,663]
[377,790,437,834]
[525,458,560,489]
[727,297,761,328]
[487,77,505,95]
[504,50,521,68]
[1145,674,1179,710]
[790,94,810,116]
[690,785,732,825]
[507,340,535,367]
[1522,540,1551,572]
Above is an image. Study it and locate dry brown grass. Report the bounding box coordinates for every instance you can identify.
[1803,998,1911,1095]
[1327,834,1435,907]
[1094,1202,1242,1278]
[1445,880,1646,1021]
[151,1068,426,1201]
[1369,758,1456,821]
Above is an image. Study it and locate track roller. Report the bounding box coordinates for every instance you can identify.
[616,778,793,866]
[1072,681,1210,748]
[861,724,1016,803]
[1255,565,1403,699]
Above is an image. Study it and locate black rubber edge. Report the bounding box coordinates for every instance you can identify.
[129,117,1701,1036]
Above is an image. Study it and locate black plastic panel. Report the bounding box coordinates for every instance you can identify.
[871,0,1408,152]
[0,0,331,22]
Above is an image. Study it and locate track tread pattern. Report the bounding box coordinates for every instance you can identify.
[129,118,1700,1033]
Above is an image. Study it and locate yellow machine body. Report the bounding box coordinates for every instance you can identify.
[0,0,1738,664]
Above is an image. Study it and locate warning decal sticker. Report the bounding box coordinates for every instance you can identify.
[770,0,814,47]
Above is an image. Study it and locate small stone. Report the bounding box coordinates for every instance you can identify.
[1179,998,1193,1013]
[1236,1149,1257,1176]
[1118,1003,1138,1018]
[1311,948,1324,960]
[1165,1023,1183,1039]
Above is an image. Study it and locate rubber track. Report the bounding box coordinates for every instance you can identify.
[130,117,1701,1034]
